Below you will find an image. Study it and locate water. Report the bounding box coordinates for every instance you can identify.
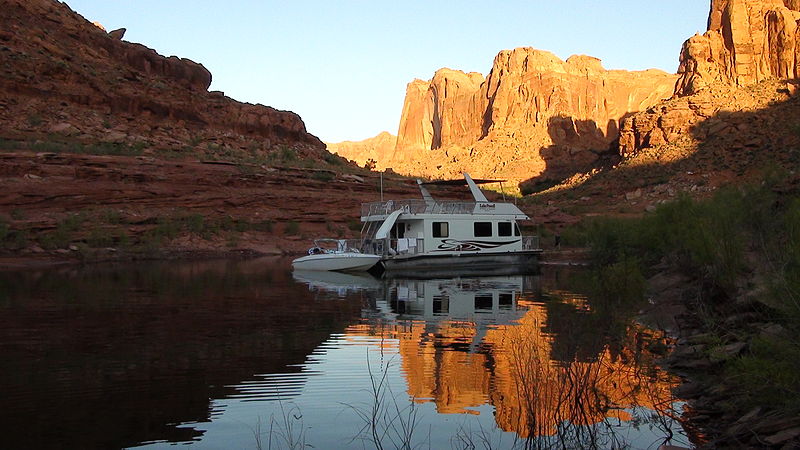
[0,258,690,449]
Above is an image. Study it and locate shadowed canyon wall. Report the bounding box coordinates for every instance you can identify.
[0,0,325,157]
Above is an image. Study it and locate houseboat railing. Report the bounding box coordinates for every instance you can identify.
[355,238,426,257]
[521,236,540,251]
[361,200,477,218]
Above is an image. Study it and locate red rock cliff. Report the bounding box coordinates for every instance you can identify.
[384,48,676,182]
[0,0,324,156]
[675,0,800,95]
[621,0,800,157]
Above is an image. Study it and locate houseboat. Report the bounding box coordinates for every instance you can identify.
[360,173,541,276]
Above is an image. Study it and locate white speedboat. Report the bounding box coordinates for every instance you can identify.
[291,239,380,272]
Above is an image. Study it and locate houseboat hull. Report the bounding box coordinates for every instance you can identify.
[378,250,541,278]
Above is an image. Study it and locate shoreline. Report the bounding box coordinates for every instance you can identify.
[644,266,800,448]
[0,247,282,272]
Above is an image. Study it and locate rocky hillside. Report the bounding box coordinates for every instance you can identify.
[0,0,326,161]
[621,0,800,157]
[333,49,676,184]
[526,0,800,218]
[0,0,419,264]
[675,0,800,96]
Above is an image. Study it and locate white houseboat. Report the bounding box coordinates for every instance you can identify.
[359,173,541,276]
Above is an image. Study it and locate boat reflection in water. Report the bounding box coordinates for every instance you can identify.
[297,269,687,448]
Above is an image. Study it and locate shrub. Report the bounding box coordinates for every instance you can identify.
[312,171,334,182]
[87,226,115,248]
[324,153,343,166]
[185,214,205,234]
[285,221,300,235]
[253,219,274,233]
[0,220,8,243]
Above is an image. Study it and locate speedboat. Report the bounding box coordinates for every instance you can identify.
[291,239,380,272]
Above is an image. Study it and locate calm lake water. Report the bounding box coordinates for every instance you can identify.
[0,258,690,449]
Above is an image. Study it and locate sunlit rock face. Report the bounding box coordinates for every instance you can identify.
[377,47,676,184]
[327,131,397,167]
[675,0,800,96]
[620,0,800,157]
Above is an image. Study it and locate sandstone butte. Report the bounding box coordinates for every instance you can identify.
[620,0,800,157]
[331,49,678,186]
[333,0,800,192]
[0,0,325,159]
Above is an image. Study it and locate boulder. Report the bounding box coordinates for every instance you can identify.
[108,27,126,40]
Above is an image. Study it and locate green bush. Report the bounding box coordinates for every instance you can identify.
[253,219,273,233]
[87,226,115,248]
[583,189,751,294]
[185,214,205,234]
[312,171,334,182]
[730,336,800,413]
[285,221,300,235]
[0,220,8,243]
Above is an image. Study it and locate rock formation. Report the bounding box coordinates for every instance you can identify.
[675,0,800,96]
[0,0,324,159]
[368,48,676,184]
[621,0,800,157]
[326,131,397,166]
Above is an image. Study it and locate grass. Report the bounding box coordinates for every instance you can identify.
[573,170,800,424]
[311,171,334,182]
[2,207,283,255]
[284,221,300,235]
[0,138,148,157]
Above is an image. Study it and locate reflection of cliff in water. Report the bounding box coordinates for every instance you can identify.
[0,259,364,449]
[344,270,678,441]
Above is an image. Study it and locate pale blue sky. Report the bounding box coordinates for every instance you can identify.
[64,1,709,143]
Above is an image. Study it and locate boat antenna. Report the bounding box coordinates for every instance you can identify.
[499,181,507,202]
[380,171,384,202]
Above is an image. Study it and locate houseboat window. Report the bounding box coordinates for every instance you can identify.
[475,294,493,311]
[433,222,449,238]
[498,222,512,236]
[391,223,405,239]
[499,293,513,309]
[474,222,492,237]
[514,223,521,236]
[433,295,449,314]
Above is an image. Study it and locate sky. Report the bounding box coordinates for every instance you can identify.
[64,1,710,143]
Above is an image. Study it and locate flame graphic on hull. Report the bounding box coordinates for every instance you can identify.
[433,239,520,252]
